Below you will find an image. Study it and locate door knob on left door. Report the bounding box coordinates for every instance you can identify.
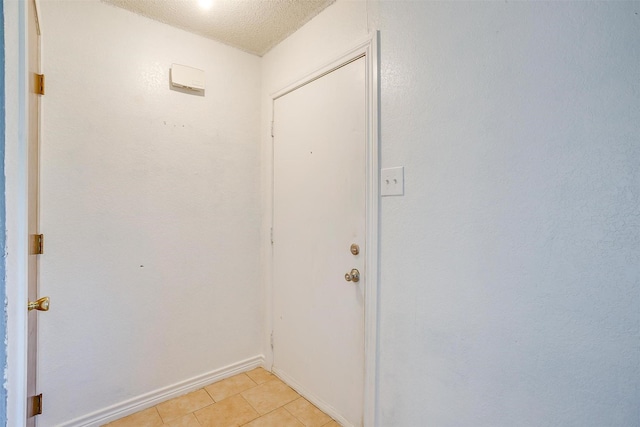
[344,269,360,283]
[28,296,50,312]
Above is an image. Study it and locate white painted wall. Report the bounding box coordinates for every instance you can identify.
[39,1,262,425]
[263,1,640,426]
[376,2,639,425]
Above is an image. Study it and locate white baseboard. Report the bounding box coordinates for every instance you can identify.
[57,355,265,427]
[271,367,353,427]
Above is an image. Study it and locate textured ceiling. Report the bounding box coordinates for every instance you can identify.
[102,0,335,56]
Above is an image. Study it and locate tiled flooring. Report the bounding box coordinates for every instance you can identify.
[104,368,339,427]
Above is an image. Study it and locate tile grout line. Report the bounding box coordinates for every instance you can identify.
[191,407,202,426]
[196,374,264,427]
[189,392,213,427]
[284,397,339,427]
[203,385,218,404]
[204,373,259,403]
[238,393,261,423]
[157,388,214,425]
[238,401,293,427]
[282,398,308,427]
[236,379,303,426]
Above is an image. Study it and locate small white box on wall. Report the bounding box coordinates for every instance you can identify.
[170,64,205,92]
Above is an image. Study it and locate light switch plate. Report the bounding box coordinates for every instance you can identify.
[381,167,404,196]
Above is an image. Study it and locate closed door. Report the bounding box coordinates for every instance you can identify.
[272,56,366,427]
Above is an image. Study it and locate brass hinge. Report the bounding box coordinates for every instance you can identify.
[28,393,43,417]
[32,234,44,254]
[35,73,45,95]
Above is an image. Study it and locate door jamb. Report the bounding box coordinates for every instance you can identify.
[6,0,43,424]
[5,0,29,425]
[266,32,380,427]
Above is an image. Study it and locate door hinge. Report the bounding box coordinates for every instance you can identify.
[28,393,43,417]
[35,73,45,95]
[270,332,274,349]
[32,234,44,255]
[270,227,274,245]
[271,120,274,138]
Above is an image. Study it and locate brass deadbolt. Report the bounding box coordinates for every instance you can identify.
[350,243,360,255]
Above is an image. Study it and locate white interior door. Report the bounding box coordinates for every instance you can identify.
[272,56,366,427]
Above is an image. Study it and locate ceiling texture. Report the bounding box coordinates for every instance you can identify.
[102,0,336,56]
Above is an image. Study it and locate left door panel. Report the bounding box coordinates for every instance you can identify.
[27,0,42,424]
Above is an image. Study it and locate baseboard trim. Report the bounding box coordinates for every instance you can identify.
[272,367,354,427]
[57,355,265,427]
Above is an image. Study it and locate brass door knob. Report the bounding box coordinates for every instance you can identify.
[28,296,50,312]
[344,269,360,283]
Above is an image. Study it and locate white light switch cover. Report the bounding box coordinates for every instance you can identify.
[381,167,404,196]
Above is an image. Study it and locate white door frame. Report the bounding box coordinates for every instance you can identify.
[6,1,44,424]
[265,32,380,427]
[5,0,30,425]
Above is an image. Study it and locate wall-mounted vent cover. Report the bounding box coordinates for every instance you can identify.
[170,64,205,92]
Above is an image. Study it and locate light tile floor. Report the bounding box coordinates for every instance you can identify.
[103,368,340,427]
